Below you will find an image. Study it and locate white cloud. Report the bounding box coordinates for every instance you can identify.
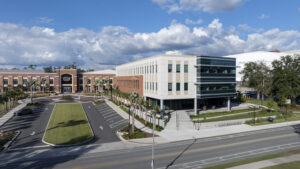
[152,0,246,13]
[238,24,264,32]
[185,18,203,25]
[0,20,299,69]
[259,14,269,19]
[36,17,53,24]
[165,50,182,55]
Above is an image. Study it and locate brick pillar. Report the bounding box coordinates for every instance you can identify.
[54,76,60,93]
[91,77,95,92]
[73,75,77,93]
[83,77,87,92]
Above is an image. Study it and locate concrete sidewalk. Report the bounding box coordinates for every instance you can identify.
[0,99,29,128]
[228,154,300,169]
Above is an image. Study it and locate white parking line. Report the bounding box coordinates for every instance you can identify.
[30,131,35,136]
[99,126,103,130]
[103,113,119,119]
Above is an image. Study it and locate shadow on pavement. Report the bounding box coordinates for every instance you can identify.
[165,138,197,169]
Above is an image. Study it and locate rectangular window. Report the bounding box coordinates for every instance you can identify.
[168,83,172,91]
[22,79,27,84]
[184,83,188,91]
[176,64,180,73]
[13,79,18,85]
[176,83,180,91]
[168,64,172,73]
[50,79,54,84]
[3,79,8,85]
[156,82,157,91]
[184,64,188,73]
[155,65,157,73]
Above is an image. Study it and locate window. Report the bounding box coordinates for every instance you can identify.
[156,82,157,91]
[184,64,188,73]
[176,64,180,73]
[3,79,8,85]
[168,83,172,91]
[176,83,180,91]
[155,65,158,73]
[13,79,18,85]
[168,64,172,72]
[50,79,54,84]
[184,83,188,91]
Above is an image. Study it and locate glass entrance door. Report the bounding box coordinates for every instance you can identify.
[62,86,72,93]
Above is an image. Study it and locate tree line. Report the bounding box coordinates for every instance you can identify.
[241,55,300,106]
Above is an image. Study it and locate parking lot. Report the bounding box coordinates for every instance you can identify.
[0,101,54,149]
[0,97,128,150]
[94,103,128,132]
[82,102,128,144]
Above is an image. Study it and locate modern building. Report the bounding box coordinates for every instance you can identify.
[0,69,115,93]
[195,56,236,114]
[114,54,236,113]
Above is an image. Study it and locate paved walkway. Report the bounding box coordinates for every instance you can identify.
[0,99,29,128]
[228,154,300,169]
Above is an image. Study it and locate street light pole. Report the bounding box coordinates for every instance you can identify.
[151,112,155,169]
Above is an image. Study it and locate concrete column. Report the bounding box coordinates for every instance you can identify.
[160,99,164,111]
[194,98,197,115]
[227,97,231,112]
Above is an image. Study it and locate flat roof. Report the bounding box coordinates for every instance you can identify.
[117,54,196,67]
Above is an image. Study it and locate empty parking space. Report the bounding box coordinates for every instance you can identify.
[94,103,128,132]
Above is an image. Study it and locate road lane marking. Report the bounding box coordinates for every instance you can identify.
[99,126,103,130]
[30,131,35,136]
[72,133,299,169]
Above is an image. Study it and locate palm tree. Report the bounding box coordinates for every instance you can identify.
[40,78,46,93]
[137,97,144,120]
[25,79,37,103]
[151,105,161,131]
[129,91,138,134]
[99,78,108,97]
[94,79,101,93]
[143,99,150,124]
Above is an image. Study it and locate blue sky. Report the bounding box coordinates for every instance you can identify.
[0,0,299,69]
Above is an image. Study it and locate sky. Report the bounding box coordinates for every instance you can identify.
[0,0,299,70]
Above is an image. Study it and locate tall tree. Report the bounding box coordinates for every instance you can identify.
[241,61,271,101]
[129,91,138,134]
[43,66,54,73]
[272,55,300,105]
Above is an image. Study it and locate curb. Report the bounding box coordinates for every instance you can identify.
[42,103,95,147]
[3,131,21,151]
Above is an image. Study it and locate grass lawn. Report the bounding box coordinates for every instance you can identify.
[43,103,94,145]
[194,110,279,123]
[246,113,300,126]
[204,149,300,169]
[190,108,252,119]
[262,161,300,169]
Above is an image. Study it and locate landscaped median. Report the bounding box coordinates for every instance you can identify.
[43,103,94,146]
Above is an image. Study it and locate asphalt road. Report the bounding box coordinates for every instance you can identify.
[82,102,120,144]
[0,101,54,148]
[1,125,300,169]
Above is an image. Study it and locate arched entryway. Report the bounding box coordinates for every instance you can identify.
[61,74,72,93]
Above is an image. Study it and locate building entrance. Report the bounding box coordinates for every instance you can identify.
[62,86,72,93]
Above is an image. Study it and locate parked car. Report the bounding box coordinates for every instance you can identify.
[14,108,33,116]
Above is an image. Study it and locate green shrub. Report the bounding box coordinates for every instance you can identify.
[61,95,73,100]
[0,131,16,150]
[94,100,104,105]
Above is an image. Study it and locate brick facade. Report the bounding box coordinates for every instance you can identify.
[0,69,115,93]
[112,75,143,97]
